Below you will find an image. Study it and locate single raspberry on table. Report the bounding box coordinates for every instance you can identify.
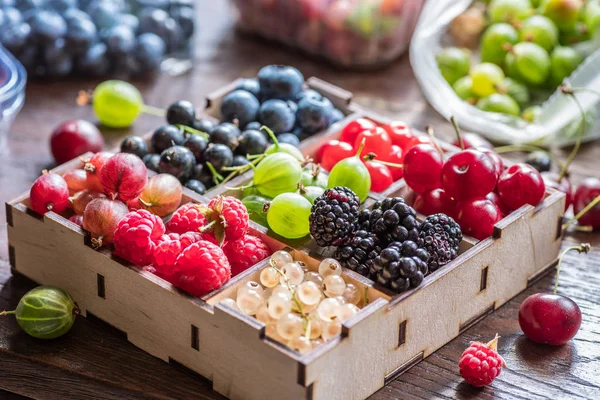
[114,209,165,266]
[166,203,208,234]
[459,334,506,387]
[223,234,272,276]
[173,241,231,297]
[201,196,249,245]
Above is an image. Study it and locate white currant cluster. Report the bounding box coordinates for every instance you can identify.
[221,250,363,354]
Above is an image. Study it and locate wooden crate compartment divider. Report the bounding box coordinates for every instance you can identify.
[6,79,567,400]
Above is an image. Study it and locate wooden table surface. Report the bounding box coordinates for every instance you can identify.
[1,2,599,399]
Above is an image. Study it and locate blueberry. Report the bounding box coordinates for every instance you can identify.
[185,179,206,195]
[210,122,241,150]
[232,155,249,167]
[112,54,141,77]
[158,145,195,182]
[1,21,30,52]
[235,78,260,99]
[45,53,73,77]
[3,7,22,26]
[183,134,208,163]
[221,90,260,128]
[163,16,183,53]
[138,8,169,39]
[29,10,67,43]
[331,108,344,124]
[42,37,66,63]
[151,124,185,153]
[203,144,233,172]
[118,13,139,32]
[102,25,136,55]
[296,96,334,134]
[193,163,214,188]
[46,0,77,13]
[66,17,96,53]
[63,8,91,24]
[295,89,322,102]
[87,1,120,29]
[134,33,165,72]
[170,5,194,38]
[193,118,215,134]
[244,121,262,131]
[236,129,268,156]
[0,0,15,7]
[14,0,42,11]
[166,100,196,126]
[15,45,37,70]
[76,42,110,76]
[143,153,160,172]
[258,99,296,134]
[276,133,300,146]
[121,136,149,159]
[258,64,304,101]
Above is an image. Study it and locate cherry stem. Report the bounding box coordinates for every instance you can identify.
[494,144,566,172]
[562,195,600,231]
[177,124,209,140]
[450,116,464,150]
[426,125,445,158]
[554,243,591,295]
[0,310,15,316]
[558,91,587,181]
[363,153,403,169]
[355,138,366,158]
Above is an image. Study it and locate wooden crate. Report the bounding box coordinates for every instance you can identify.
[6,80,566,400]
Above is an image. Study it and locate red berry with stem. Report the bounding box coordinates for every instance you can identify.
[138,174,183,217]
[223,234,272,276]
[382,121,414,148]
[364,160,393,192]
[354,126,392,159]
[572,178,600,229]
[442,149,497,201]
[403,144,443,194]
[200,196,249,245]
[113,209,166,266]
[152,232,204,283]
[50,120,104,164]
[477,147,504,180]
[414,188,456,217]
[339,118,375,144]
[82,197,129,247]
[542,172,572,212]
[385,145,404,180]
[84,152,114,193]
[519,243,589,345]
[400,135,434,154]
[453,132,493,150]
[173,241,231,297]
[63,169,89,195]
[29,172,70,215]
[497,163,545,211]
[100,153,148,201]
[320,140,354,171]
[459,334,506,387]
[456,198,502,240]
[167,203,209,234]
[70,189,105,215]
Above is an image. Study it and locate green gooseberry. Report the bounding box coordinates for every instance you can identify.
[481,23,519,66]
[436,47,471,85]
[477,93,521,116]
[504,42,551,86]
[519,15,559,52]
[550,46,583,86]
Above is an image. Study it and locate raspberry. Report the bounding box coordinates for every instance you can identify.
[223,234,271,276]
[459,335,506,387]
[153,232,205,282]
[202,196,249,245]
[114,210,165,266]
[173,241,231,297]
[166,203,208,234]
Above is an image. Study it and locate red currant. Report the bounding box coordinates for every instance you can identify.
[320,140,354,171]
[403,144,443,194]
[573,177,600,229]
[339,118,375,144]
[456,198,502,240]
[519,293,582,345]
[364,161,393,192]
[454,132,493,150]
[381,121,413,147]
[542,172,572,212]
[413,188,456,217]
[441,149,497,201]
[354,126,392,159]
[497,163,545,211]
[30,173,70,215]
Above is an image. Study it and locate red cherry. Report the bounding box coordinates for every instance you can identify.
[382,121,413,147]
[401,135,434,154]
[413,188,456,217]
[50,120,104,164]
[364,161,393,192]
[441,149,497,201]
[320,140,354,171]
[354,126,392,159]
[383,145,404,181]
[339,118,375,144]
[542,172,572,212]
[456,198,502,240]
[497,163,545,211]
[403,144,443,194]
[573,177,600,229]
[476,147,504,180]
[519,293,582,345]
[453,132,493,150]
[486,191,510,217]
[29,173,70,215]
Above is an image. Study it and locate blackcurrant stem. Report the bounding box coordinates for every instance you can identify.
[562,195,600,231]
[554,243,591,295]
[177,124,209,140]
[205,162,224,184]
[426,125,445,159]
[450,116,464,150]
[0,310,15,316]
[141,104,167,117]
[558,92,587,181]
[494,144,566,171]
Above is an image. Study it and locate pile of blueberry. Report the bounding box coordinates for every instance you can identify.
[0,0,195,78]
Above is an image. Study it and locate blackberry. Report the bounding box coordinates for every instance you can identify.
[309,187,360,247]
[371,241,429,293]
[357,208,371,231]
[369,197,420,245]
[418,214,462,273]
[333,230,382,278]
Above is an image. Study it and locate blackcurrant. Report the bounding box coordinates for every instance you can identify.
[151,125,185,154]
[232,155,250,167]
[525,151,552,173]
[142,153,160,172]
[210,122,241,150]
[120,136,149,159]
[236,129,268,156]
[158,146,195,182]
[183,134,208,163]
[166,100,196,126]
[185,179,207,195]
[203,144,233,171]
[192,118,215,134]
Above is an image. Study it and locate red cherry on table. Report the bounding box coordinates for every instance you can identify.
[354,126,392,158]
[573,177,600,229]
[403,144,443,194]
[50,120,104,164]
[542,172,572,212]
[441,149,497,201]
[456,198,502,240]
[453,132,493,150]
[414,188,457,218]
[383,145,404,181]
[320,140,354,171]
[519,293,582,345]
[382,121,413,147]
[497,163,545,212]
[339,118,375,144]
[364,161,393,192]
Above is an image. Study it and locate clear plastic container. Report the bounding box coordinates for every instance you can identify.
[231,0,426,69]
[0,45,26,151]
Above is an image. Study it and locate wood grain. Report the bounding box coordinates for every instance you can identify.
[0,1,599,399]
